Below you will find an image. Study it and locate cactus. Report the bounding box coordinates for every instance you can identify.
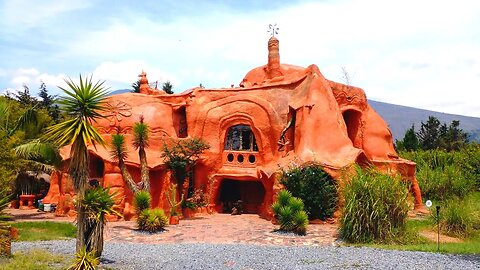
[166,184,183,216]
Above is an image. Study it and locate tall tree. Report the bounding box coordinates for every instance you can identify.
[133,116,151,192]
[132,80,140,93]
[162,81,174,94]
[38,81,61,123]
[14,84,37,106]
[442,120,469,151]
[43,75,109,255]
[396,125,419,151]
[109,132,140,194]
[417,116,440,150]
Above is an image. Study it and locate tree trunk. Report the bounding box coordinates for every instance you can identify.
[139,147,150,192]
[119,159,139,194]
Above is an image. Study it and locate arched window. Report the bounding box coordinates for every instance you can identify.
[224,125,258,151]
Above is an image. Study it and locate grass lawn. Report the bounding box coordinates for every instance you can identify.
[11,221,76,241]
[0,249,70,270]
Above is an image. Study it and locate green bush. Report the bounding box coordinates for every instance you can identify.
[438,199,475,238]
[272,190,308,235]
[280,164,337,220]
[134,190,151,214]
[68,248,99,270]
[400,148,478,200]
[137,208,168,232]
[340,167,409,243]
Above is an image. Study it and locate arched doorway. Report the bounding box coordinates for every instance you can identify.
[343,109,363,149]
[217,179,265,214]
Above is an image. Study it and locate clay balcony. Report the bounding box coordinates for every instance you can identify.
[223,151,259,167]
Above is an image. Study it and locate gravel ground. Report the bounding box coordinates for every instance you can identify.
[13,240,480,270]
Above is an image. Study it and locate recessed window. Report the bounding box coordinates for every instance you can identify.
[248,154,256,164]
[224,125,258,151]
[227,153,234,162]
[237,154,245,163]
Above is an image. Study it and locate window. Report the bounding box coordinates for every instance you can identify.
[224,125,258,151]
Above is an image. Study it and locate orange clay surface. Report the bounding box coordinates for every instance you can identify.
[43,37,423,219]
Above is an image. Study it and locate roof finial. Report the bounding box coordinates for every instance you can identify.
[268,23,279,37]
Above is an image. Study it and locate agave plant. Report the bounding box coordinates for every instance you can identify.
[137,208,168,232]
[272,190,308,235]
[133,190,151,215]
[68,247,99,270]
[109,133,139,194]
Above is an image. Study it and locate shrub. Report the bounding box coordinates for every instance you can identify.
[134,190,151,214]
[272,190,308,235]
[400,148,478,200]
[68,248,99,270]
[137,208,168,232]
[438,199,475,238]
[280,164,337,220]
[340,166,409,243]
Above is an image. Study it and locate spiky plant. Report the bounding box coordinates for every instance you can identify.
[68,247,99,270]
[137,208,168,232]
[133,116,151,192]
[134,190,151,215]
[272,190,308,235]
[109,133,139,194]
[43,75,109,254]
[83,187,121,258]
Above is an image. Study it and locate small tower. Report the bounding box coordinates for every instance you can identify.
[267,24,283,79]
[138,71,149,94]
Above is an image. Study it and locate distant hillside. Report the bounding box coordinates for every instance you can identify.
[369,100,480,141]
[109,89,131,95]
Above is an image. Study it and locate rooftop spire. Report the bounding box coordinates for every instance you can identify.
[267,24,282,79]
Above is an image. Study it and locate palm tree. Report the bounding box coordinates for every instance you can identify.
[0,98,38,138]
[109,133,139,194]
[133,116,150,192]
[43,75,109,254]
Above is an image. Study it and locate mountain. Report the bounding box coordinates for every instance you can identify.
[109,89,131,95]
[369,100,480,141]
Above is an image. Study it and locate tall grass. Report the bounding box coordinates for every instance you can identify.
[340,167,409,243]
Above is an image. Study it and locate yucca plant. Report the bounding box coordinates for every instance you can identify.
[68,247,99,270]
[109,133,139,194]
[137,208,168,233]
[272,190,308,235]
[43,75,109,253]
[134,190,151,215]
[133,116,151,192]
[83,187,121,258]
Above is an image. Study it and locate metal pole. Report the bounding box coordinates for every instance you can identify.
[436,206,440,252]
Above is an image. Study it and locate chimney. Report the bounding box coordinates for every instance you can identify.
[267,36,282,79]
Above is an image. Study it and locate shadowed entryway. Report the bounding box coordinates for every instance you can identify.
[218,179,265,214]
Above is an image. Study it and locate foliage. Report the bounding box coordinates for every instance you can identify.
[133,116,151,192]
[162,138,210,183]
[162,81,174,94]
[109,133,139,194]
[68,248,99,270]
[0,189,12,221]
[438,198,477,238]
[38,81,61,123]
[399,147,478,200]
[137,208,168,232]
[42,74,109,254]
[395,124,419,151]
[339,166,409,243]
[414,116,469,151]
[132,79,140,93]
[14,139,62,171]
[11,221,76,241]
[0,249,68,270]
[134,190,151,214]
[83,187,121,257]
[271,190,308,235]
[166,184,183,216]
[280,164,337,220]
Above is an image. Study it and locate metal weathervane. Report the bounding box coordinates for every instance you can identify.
[268,23,279,37]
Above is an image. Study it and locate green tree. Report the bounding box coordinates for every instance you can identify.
[396,125,419,151]
[109,132,140,194]
[133,116,151,192]
[417,116,440,150]
[14,84,37,107]
[38,81,61,123]
[442,120,469,151]
[162,138,209,198]
[132,80,140,93]
[162,81,174,94]
[43,75,109,255]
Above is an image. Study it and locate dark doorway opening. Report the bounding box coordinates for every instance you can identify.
[218,179,265,214]
[343,109,362,149]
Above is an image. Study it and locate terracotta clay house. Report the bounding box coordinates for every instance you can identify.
[43,36,423,219]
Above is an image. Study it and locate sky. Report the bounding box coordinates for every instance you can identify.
[1,0,479,117]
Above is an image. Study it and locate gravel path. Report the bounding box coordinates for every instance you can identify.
[13,240,480,270]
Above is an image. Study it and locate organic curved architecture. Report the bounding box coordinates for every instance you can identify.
[44,36,423,219]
